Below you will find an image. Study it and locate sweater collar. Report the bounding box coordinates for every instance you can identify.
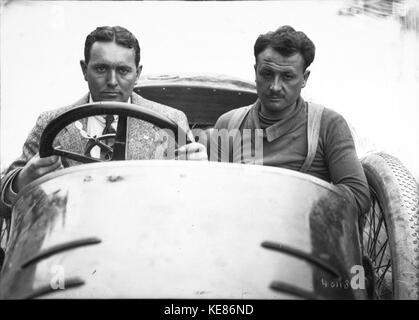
[249,97,305,142]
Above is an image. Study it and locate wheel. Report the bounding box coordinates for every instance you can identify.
[39,101,190,163]
[360,152,419,299]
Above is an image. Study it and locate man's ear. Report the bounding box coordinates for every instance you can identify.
[302,69,310,88]
[254,64,257,82]
[135,64,143,83]
[136,64,143,76]
[80,60,88,81]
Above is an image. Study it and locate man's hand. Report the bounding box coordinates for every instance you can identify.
[177,142,208,161]
[13,154,63,193]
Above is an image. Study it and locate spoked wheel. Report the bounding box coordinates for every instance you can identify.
[362,187,393,299]
[361,152,419,300]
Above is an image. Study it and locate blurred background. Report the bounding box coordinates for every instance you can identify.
[1,0,418,180]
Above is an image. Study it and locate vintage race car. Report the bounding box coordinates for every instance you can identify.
[0,74,418,299]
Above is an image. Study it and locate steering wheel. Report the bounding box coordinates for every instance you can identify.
[39,101,191,163]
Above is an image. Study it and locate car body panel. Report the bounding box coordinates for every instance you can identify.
[0,161,365,299]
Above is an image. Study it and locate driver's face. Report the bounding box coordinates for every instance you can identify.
[80,41,141,102]
[255,47,309,116]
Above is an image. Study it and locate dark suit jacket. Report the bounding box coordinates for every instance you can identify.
[0,92,192,217]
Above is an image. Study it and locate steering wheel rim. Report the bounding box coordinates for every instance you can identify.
[39,101,190,163]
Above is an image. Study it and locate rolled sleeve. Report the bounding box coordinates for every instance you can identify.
[323,111,371,215]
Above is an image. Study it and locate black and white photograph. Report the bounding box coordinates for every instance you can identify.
[0,0,418,305]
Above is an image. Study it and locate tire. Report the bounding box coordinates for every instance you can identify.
[0,218,10,270]
[361,152,419,300]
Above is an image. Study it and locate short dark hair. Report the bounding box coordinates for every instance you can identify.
[84,26,141,67]
[254,25,315,70]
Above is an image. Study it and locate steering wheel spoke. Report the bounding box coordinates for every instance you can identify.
[54,148,103,164]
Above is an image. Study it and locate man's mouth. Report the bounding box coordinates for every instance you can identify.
[102,91,120,97]
[267,96,283,101]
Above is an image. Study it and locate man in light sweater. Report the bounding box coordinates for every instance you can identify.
[210,26,371,215]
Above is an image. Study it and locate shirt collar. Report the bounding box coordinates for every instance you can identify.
[88,94,126,122]
[88,94,132,104]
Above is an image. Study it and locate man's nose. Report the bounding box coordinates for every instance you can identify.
[107,70,118,87]
[270,76,282,92]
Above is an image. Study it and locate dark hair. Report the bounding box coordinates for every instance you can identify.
[254,25,315,70]
[84,26,140,67]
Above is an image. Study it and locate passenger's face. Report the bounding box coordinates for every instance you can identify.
[81,41,141,102]
[255,47,309,116]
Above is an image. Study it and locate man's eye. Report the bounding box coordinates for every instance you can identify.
[282,74,294,80]
[118,68,130,75]
[95,66,107,73]
[261,71,272,78]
